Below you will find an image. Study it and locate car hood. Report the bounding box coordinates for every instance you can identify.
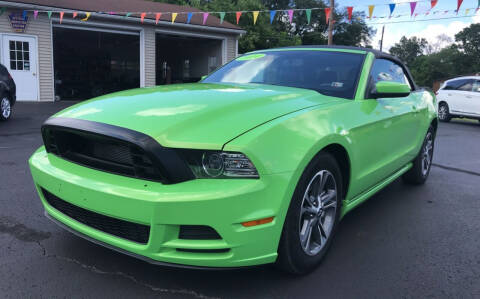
[54,83,332,149]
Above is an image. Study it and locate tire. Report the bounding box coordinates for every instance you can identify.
[276,152,343,275]
[402,126,435,185]
[0,95,12,121]
[438,102,451,122]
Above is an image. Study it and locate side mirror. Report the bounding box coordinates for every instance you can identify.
[371,81,411,99]
[200,75,207,81]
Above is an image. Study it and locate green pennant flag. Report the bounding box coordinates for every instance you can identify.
[219,12,225,24]
[0,7,6,16]
[125,12,132,18]
[47,11,52,19]
[305,9,311,24]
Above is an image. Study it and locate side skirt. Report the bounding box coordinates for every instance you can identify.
[340,162,413,218]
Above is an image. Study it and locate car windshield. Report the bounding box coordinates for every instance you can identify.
[202,50,365,99]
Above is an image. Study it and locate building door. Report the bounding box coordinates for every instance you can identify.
[2,34,38,101]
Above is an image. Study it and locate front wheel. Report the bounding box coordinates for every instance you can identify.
[0,96,12,121]
[402,127,435,185]
[438,103,451,122]
[276,152,342,274]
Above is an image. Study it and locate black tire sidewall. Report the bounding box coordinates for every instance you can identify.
[278,152,343,274]
[439,103,450,122]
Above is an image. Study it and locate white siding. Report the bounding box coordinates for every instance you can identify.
[226,36,237,61]
[143,27,156,87]
[0,9,54,101]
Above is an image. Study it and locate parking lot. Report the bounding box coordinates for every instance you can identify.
[1,102,479,298]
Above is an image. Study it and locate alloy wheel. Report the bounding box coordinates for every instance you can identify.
[1,97,11,119]
[421,132,433,176]
[299,170,337,256]
[438,105,447,120]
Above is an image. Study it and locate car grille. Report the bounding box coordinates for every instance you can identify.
[179,225,222,240]
[42,188,150,244]
[43,126,164,182]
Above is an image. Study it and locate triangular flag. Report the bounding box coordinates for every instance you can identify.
[81,12,90,21]
[410,2,417,16]
[368,5,374,19]
[187,12,193,24]
[253,11,259,25]
[155,13,161,24]
[325,8,331,24]
[347,7,353,21]
[236,11,242,24]
[431,0,438,9]
[125,12,132,18]
[34,11,38,19]
[0,8,5,17]
[22,10,27,20]
[389,4,395,17]
[219,12,225,24]
[306,9,312,24]
[72,12,77,18]
[269,10,276,24]
[202,12,209,25]
[287,10,293,23]
[457,0,464,14]
[47,11,52,19]
[171,12,177,23]
[140,12,146,23]
[465,8,470,14]
[59,11,64,23]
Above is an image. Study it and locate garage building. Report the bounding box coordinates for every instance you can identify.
[0,0,243,101]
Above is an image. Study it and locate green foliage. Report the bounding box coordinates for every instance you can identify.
[153,0,375,53]
[389,36,428,66]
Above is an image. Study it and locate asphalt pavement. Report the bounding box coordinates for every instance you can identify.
[1,102,479,298]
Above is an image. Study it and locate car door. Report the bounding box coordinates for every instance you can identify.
[351,58,422,194]
[443,79,474,115]
[465,80,480,116]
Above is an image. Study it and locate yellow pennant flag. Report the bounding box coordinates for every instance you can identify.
[81,12,91,21]
[171,12,178,23]
[465,8,470,14]
[368,5,375,19]
[253,11,259,24]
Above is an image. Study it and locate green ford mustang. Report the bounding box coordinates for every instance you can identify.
[29,46,437,274]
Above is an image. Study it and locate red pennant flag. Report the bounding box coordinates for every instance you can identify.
[457,0,464,13]
[155,13,161,24]
[236,11,242,24]
[347,6,353,21]
[325,8,331,24]
[431,0,438,9]
[59,11,64,23]
[72,11,77,18]
[140,12,146,23]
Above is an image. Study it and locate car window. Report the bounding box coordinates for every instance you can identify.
[203,50,365,99]
[471,81,480,93]
[442,79,474,91]
[369,59,412,89]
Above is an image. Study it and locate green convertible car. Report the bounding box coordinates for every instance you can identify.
[29,46,437,274]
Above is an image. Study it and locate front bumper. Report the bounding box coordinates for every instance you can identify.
[29,147,293,268]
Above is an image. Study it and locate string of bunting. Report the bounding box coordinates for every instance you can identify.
[3,0,479,25]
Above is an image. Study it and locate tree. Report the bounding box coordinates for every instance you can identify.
[389,36,428,66]
[455,23,480,65]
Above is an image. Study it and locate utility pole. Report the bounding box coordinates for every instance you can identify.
[328,0,334,45]
[379,25,385,51]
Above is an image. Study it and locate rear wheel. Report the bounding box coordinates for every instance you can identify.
[0,96,12,121]
[438,102,451,122]
[276,152,342,274]
[402,127,435,185]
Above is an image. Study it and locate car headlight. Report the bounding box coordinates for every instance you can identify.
[179,150,259,179]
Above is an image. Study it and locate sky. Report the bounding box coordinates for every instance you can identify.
[336,0,480,51]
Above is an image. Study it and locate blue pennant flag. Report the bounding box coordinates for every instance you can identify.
[22,10,28,20]
[187,12,193,24]
[389,3,396,16]
[269,10,276,24]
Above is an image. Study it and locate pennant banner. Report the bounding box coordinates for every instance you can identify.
[34,10,38,19]
[171,12,177,23]
[202,12,209,25]
[187,12,193,24]
[368,5,375,19]
[72,11,77,18]
[287,9,293,24]
[140,12,146,23]
[410,2,417,16]
[389,4,396,17]
[347,7,353,21]
[156,12,162,24]
[59,11,64,23]
[219,12,225,24]
[306,9,312,24]
[236,11,242,24]
[0,7,5,17]
[47,11,52,19]
[81,12,90,21]
[325,8,331,24]
[253,11,259,25]
[431,0,438,9]
[269,10,276,24]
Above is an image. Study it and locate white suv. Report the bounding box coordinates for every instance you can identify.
[436,76,480,122]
